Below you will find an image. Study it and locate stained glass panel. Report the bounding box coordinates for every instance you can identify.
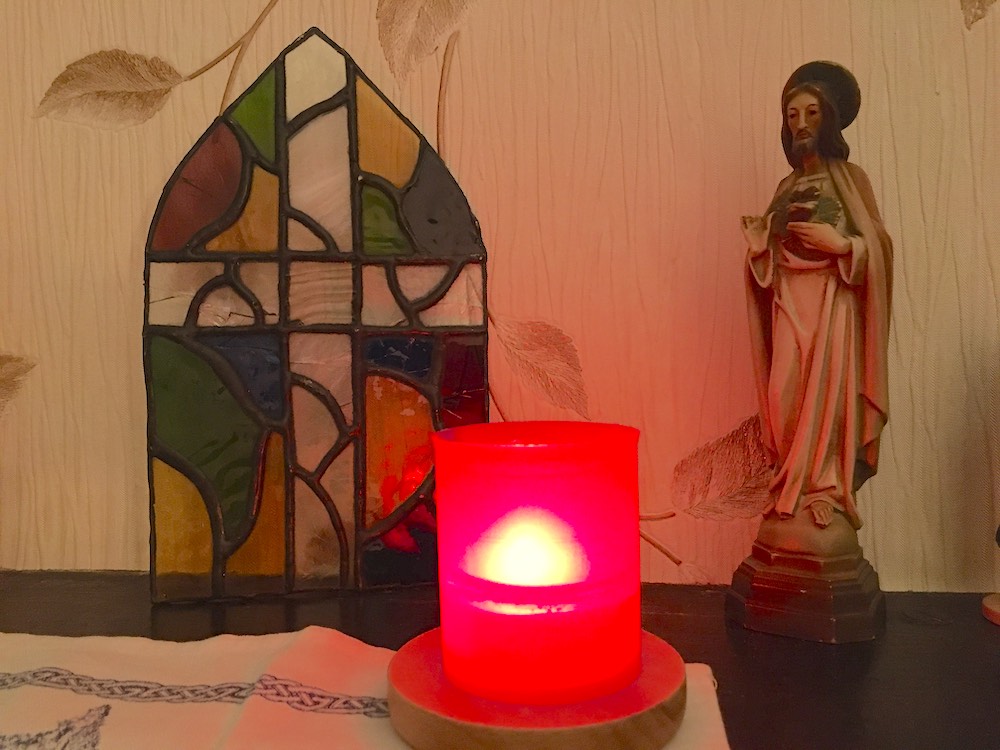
[145,28,488,600]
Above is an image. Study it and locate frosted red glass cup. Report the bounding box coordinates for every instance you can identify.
[432,421,641,705]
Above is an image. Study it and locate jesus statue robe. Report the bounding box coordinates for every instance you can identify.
[746,159,892,529]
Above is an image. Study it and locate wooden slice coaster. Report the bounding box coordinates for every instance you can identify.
[983,594,1000,626]
[387,629,686,750]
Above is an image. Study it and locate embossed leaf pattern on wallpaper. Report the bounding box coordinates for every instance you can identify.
[962,0,997,29]
[673,415,773,521]
[492,317,590,419]
[0,355,35,418]
[35,50,182,128]
[376,0,475,82]
[34,0,280,127]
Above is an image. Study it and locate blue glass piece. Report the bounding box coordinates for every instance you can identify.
[197,333,286,421]
[364,336,433,381]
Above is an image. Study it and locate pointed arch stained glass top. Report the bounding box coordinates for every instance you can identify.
[144,27,487,601]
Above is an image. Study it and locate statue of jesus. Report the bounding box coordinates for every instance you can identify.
[740,61,893,532]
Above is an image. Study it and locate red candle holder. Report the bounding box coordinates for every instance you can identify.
[388,422,686,749]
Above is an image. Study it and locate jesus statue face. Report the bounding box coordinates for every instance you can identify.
[786,91,822,159]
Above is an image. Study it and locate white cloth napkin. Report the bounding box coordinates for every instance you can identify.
[0,627,729,749]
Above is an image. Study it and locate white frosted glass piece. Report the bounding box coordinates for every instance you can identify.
[320,444,355,571]
[238,262,279,324]
[288,218,328,251]
[147,262,223,326]
[419,263,485,327]
[196,286,254,327]
[289,108,352,252]
[395,264,450,303]
[288,262,353,324]
[289,333,353,422]
[361,265,406,326]
[284,35,347,120]
[294,476,341,584]
[292,385,339,472]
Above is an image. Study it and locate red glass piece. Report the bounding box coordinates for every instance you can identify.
[151,121,244,251]
[440,339,486,428]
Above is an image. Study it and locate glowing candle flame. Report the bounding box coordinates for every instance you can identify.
[461,507,589,586]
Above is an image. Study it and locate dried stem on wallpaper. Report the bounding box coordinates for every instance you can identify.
[35,0,279,128]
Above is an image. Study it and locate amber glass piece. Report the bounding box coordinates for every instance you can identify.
[152,458,213,599]
[364,375,433,526]
[151,122,243,251]
[293,476,342,589]
[230,67,276,163]
[205,166,279,252]
[356,78,420,188]
[226,432,286,586]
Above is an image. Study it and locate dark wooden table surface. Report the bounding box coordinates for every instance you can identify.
[1,572,997,750]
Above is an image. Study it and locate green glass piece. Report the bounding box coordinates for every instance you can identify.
[149,336,262,540]
[230,67,276,164]
[362,184,413,256]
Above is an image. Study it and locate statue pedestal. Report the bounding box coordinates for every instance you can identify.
[726,513,885,643]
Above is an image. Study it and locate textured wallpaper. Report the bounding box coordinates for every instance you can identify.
[0,0,997,592]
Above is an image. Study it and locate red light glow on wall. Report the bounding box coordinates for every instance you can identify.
[432,421,641,705]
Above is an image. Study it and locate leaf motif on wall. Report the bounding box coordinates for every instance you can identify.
[962,0,997,29]
[0,355,35,417]
[492,317,589,419]
[673,415,773,521]
[35,50,182,128]
[376,0,475,81]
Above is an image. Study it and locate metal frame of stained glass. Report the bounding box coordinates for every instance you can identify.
[144,28,488,601]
